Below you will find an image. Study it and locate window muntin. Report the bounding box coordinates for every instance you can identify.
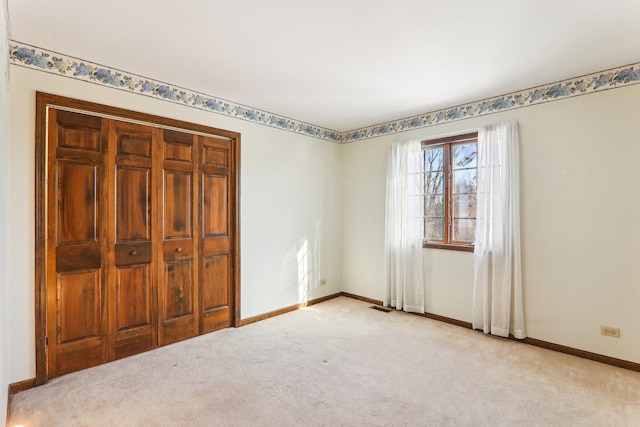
[422,133,478,250]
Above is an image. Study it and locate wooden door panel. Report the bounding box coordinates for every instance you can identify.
[56,245,101,272]
[116,167,150,241]
[114,264,154,359]
[202,238,230,254]
[116,265,151,331]
[203,146,228,167]
[164,259,194,319]
[56,110,102,152]
[54,270,107,376]
[56,161,98,244]
[202,254,228,311]
[164,142,192,162]
[114,120,152,158]
[54,337,108,377]
[160,253,197,345]
[161,316,196,345]
[114,333,153,360]
[57,270,102,343]
[164,171,192,239]
[162,240,193,259]
[57,127,100,151]
[203,175,228,236]
[201,306,230,332]
[114,242,152,266]
[163,129,193,162]
[117,134,152,158]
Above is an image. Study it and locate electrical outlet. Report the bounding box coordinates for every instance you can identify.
[600,326,620,338]
[320,279,327,286]
[306,282,310,293]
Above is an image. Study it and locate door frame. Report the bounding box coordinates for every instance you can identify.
[34,92,242,385]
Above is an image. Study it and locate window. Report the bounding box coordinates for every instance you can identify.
[422,132,478,251]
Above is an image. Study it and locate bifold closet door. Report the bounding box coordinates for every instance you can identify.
[46,109,110,377]
[109,121,157,359]
[42,100,238,380]
[158,129,199,345]
[199,135,233,333]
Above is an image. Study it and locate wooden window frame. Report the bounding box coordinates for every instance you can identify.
[421,132,478,252]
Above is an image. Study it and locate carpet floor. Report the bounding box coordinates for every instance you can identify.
[8,297,640,426]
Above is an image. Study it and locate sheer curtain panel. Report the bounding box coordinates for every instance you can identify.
[384,140,425,313]
[472,122,525,339]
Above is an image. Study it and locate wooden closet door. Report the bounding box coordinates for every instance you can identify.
[46,109,109,377]
[199,136,233,333]
[109,121,157,359]
[38,94,241,382]
[157,129,199,345]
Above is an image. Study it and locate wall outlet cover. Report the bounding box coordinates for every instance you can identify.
[600,326,621,338]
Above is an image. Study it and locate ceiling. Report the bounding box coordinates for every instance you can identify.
[8,0,640,132]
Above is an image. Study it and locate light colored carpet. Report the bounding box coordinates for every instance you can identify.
[9,297,640,426]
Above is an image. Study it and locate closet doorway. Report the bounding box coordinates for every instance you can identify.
[34,93,241,384]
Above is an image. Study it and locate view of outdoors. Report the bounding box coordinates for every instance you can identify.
[423,142,477,243]
[424,146,445,240]
[452,142,477,242]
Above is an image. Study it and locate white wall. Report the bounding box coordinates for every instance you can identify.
[1,0,10,423]
[341,83,640,364]
[7,65,343,382]
[7,56,640,389]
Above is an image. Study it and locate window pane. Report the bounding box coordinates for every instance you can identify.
[453,194,476,218]
[453,219,476,242]
[425,218,443,241]
[425,171,444,195]
[453,169,477,194]
[424,147,444,172]
[425,194,443,217]
[454,143,477,169]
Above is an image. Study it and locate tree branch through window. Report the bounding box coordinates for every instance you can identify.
[422,132,477,251]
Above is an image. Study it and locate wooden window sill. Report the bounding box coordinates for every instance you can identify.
[423,242,474,252]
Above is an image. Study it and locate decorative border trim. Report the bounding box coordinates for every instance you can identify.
[9,41,342,143]
[344,62,640,142]
[9,40,640,144]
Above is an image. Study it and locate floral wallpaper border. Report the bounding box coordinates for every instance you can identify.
[9,41,640,144]
[8,41,342,143]
[343,62,640,143]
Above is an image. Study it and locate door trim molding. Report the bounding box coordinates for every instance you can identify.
[35,92,242,385]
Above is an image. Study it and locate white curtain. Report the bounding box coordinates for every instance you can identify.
[384,140,425,313]
[472,122,525,339]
